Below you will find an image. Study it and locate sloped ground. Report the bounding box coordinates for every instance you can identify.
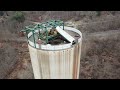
[0,41,18,79]
[80,30,120,79]
[0,11,120,79]
[2,29,120,79]
[0,40,34,79]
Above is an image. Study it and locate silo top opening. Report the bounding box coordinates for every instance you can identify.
[21,20,82,50]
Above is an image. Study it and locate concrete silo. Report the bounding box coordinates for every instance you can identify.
[21,20,82,79]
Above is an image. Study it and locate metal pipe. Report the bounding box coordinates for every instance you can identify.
[32,31,36,48]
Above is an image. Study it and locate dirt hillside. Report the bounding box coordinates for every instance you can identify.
[0,11,120,79]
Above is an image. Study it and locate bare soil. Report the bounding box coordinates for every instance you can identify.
[80,31,120,79]
[0,40,34,79]
[0,11,120,79]
[0,29,120,79]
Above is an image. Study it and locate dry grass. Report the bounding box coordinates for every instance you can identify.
[78,15,120,33]
[0,11,120,79]
[80,35,120,79]
[0,43,18,79]
[0,11,120,34]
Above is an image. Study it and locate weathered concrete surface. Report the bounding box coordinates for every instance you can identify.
[28,41,81,79]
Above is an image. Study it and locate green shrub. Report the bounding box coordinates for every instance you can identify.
[12,11,25,23]
[96,11,101,16]
[0,11,4,16]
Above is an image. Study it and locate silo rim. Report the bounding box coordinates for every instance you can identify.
[27,26,82,51]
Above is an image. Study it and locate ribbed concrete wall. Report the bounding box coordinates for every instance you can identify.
[28,41,82,79]
[27,26,82,79]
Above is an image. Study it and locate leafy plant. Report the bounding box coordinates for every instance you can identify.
[96,11,101,16]
[12,11,25,23]
[0,11,4,16]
